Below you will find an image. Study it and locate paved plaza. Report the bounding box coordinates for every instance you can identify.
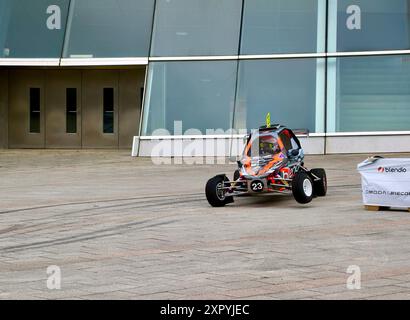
[1,150,410,299]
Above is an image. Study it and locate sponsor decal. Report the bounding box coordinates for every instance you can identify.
[377,166,407,173]
[365,190,410,196]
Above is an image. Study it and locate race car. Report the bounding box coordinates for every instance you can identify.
[205,124,327,207]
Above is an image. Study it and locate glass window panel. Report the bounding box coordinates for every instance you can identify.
[0,0,69,58]
[66,88,77,134]
[142,61,237,135]
[103,88,114,134]
[63,0,154,58]
[334,0,410,52]
[235,59,324,133]
[29,88,41,133]
[334,55,410,132]
[241,0,325,54]
[151,0,242,57]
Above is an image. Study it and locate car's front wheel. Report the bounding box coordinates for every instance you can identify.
[292,171,314,204]
[205,175,233,207]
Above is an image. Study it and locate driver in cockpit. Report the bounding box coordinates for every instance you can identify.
[258,136,280,156]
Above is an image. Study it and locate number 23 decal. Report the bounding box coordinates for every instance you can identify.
[251,181,263,192]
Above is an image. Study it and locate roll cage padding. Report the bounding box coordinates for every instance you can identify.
[279,128,302,150]
[245,126,302,155]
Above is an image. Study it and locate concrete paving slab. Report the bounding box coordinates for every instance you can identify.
[1,150,410,299]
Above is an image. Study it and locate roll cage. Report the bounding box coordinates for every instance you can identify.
[243,125,303,158]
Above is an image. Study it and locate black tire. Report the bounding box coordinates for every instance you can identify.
[205,175,233,207]
[292,171,314,204]
[233,169,240,181]
[311,168,327,197]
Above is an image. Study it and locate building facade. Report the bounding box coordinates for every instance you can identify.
[0,0,410,155]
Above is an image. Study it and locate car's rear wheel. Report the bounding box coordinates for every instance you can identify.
[205,175,233,207]
[292,171,314,204]
[311,168,327,196]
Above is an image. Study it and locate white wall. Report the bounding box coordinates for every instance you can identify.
[134,136,326,157]
[133,134,410,157]
[326,135,410,154]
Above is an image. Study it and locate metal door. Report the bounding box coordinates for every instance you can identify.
[119,68,145,148]
[45,70,82,148]
[82,70,119,148]
[8,70,45,148]
[0,70,8,148]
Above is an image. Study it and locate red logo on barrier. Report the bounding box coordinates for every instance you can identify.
[378,166,407,173]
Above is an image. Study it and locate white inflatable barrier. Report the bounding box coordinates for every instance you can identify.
[357,157,410,210]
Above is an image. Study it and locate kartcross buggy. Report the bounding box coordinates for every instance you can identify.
[205,125,327,207]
